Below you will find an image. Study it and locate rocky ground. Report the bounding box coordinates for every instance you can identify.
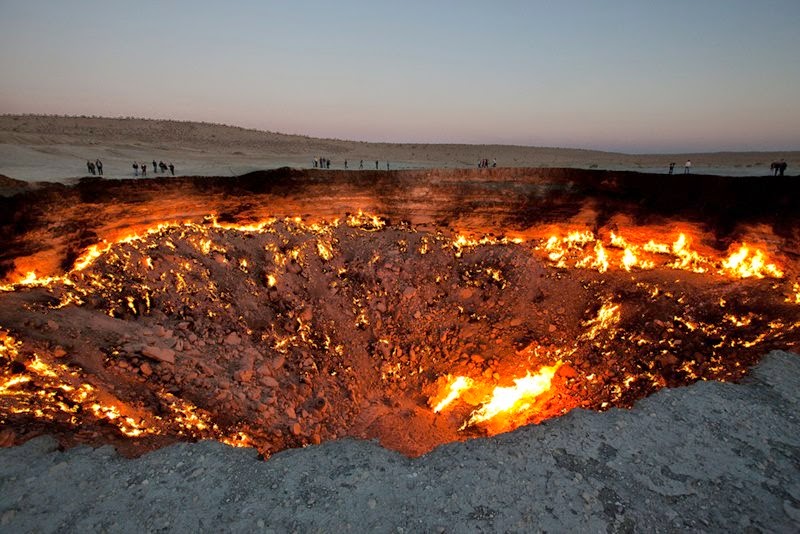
[1,350,798,532]
[1,168,799,531]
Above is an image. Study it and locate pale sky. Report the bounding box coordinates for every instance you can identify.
[1,0,799,153]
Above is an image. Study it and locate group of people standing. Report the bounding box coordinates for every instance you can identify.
[132,160,175,176]
[313,157,391,170]
[313,157,331,169]
[86,159,104,175]
[771,160,788,176]
[668,161,692,174]
[478,158,496,168]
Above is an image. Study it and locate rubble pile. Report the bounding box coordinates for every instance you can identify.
[1,213,799,457]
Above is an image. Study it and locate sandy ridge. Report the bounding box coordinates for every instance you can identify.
[1,115,797,182]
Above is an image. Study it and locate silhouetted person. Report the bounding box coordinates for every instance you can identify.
[326,159,330,169]
[159,161,167,173]
[668,162,675,174]
[359,160,363,169]
[780,160,787,176]
[684,160,691,174]
[152,160,157,173]
[96,159,103,176]
[492,158,497,168]
[344,160,348,169]
[386,161,390,171]
[375,160,379,170]
[142,163,147,176]
[133,162,139,176]
[87,160,94,175]
[168,163,175,175]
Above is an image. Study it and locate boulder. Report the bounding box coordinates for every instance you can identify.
[141,346,175,364]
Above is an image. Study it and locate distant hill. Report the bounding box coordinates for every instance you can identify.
[0,114,796,182]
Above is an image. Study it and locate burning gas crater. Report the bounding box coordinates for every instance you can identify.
[1,212,799,456]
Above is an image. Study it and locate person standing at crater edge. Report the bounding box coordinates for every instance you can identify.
[132,162,139,176]
[168,162,175,175]
[96,159,103,176]
[684,160,692,174]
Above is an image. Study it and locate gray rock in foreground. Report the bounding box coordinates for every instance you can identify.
[1,351,799,533]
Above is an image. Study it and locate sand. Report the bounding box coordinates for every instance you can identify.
[1,115,797,182]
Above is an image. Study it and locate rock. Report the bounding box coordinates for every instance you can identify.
[224,332,241,346]
[141,346,175,364]
[291,422,301,436]
[235,369,253,383]
[122,342,145,354]
[657,353,679,367]
[458,288,474,299]
[288,260,302,274]
[53,346,67,358]
[376,301,387,313]
[548,324,558,333]
[402,286,417,299]
[140,362,153,376]
[46,320,59,331]
[272,355,285,370]
[559,364,578,378]
[0,428,15,447]
[260,375,279,388]
[286,406,297,419]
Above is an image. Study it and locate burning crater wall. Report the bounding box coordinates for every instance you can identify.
[2,167,799,282]
[0,168,799,457]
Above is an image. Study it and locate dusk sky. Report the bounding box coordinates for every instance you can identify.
[1,0,799,153]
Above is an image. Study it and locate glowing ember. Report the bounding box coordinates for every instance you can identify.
[583,302,621,340]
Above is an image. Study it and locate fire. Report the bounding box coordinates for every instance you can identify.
[433,375,474,413]
[431,361,563,434]
[575,241,609,273]
[346,210,385,231]
[541,230,782,279]
[721,245,783,279]
[1,209,797,458]
[462,362,562,430]
[583,302,621,340]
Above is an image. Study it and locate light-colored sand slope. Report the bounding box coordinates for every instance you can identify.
[1,114,796,181]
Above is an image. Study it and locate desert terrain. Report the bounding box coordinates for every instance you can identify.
[0,117,799,531]
[1,115,797,182]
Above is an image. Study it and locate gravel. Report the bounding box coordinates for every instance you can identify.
[2,350,798,533]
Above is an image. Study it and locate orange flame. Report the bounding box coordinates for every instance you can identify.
[462,362,562,430]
